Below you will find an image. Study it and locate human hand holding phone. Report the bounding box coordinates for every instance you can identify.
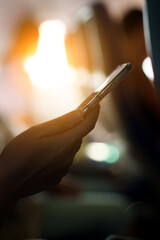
[0,105,99,210]
[0,62,132,221]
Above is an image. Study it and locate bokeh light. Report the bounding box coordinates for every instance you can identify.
[142,56,154,81]
[85,142,120,164]
[24,20,73,88]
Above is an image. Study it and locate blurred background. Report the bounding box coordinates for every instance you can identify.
[0,0,160,239]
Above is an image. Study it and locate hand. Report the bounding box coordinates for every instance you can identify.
[0,105,99,204]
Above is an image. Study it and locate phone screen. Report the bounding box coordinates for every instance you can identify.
[78,63,132,114]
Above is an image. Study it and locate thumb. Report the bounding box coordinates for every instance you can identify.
[36,109,84,137]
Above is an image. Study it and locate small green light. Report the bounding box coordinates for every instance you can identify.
[104,143,120,164]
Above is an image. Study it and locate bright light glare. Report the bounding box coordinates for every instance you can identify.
[142,57,154,81]
[85,142,120,164]
[24,20,72,88]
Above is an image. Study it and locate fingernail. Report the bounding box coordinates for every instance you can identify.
[74,109,84,121]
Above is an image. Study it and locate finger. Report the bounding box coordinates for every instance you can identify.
[54,139,82,167]
[43,104,99,148]
[60,104,100,144]
[66,139,82,160]
[34,109,84,137]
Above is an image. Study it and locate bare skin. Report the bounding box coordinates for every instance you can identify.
[0,105,99,218]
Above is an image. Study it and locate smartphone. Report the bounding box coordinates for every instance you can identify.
[78,63,132,114]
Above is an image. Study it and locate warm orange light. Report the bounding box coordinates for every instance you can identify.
[24,20,74,88]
